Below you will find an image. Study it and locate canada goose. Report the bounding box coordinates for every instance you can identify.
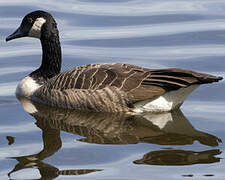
[6,10,223,113]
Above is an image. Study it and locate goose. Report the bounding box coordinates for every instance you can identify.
[6,10,223,113]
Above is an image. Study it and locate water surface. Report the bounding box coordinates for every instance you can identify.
[0,0,225,179]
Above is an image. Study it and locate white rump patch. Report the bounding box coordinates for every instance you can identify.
[28,17,46,38]
[16,76,41,97]
[134,85,199,113]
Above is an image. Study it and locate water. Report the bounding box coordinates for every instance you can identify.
[0,0,225,179]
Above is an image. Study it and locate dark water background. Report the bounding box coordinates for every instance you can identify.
[0,0,225,179]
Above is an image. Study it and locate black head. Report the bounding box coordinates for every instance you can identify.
[6,10,58,42]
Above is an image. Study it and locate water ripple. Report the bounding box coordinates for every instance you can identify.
[0,122,38,133]
[0,82,17,96]
[0,67,34,76]
[1,1,225,17]
[61,20,225,40]
[9,0,225,16]
[63,44,225,61]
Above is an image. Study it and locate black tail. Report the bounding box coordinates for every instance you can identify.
[198,74,223,84]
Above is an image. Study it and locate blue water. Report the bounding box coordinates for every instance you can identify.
[0,0,225,179]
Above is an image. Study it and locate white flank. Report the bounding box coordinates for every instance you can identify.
[134,85,199,113]
[16,76,41,97]
[28,17,46,38]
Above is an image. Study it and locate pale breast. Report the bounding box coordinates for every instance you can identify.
[16,76,41,97]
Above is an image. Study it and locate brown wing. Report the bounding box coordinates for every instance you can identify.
[44,63,222,103]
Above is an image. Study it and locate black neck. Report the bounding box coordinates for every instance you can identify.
[30,35,61,83]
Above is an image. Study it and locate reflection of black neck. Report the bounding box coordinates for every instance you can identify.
[38,124,62,159]
[8,122,61,179]
[30,36,62,83]
[8,117,102,179]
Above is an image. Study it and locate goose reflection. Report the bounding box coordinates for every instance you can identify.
[19,96,221,146]
[9,97,222,178]
[134,149,221,166]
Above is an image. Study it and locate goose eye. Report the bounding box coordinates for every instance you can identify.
[27,18,33,24]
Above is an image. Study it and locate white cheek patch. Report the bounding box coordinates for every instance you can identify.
[28,17,46,38]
